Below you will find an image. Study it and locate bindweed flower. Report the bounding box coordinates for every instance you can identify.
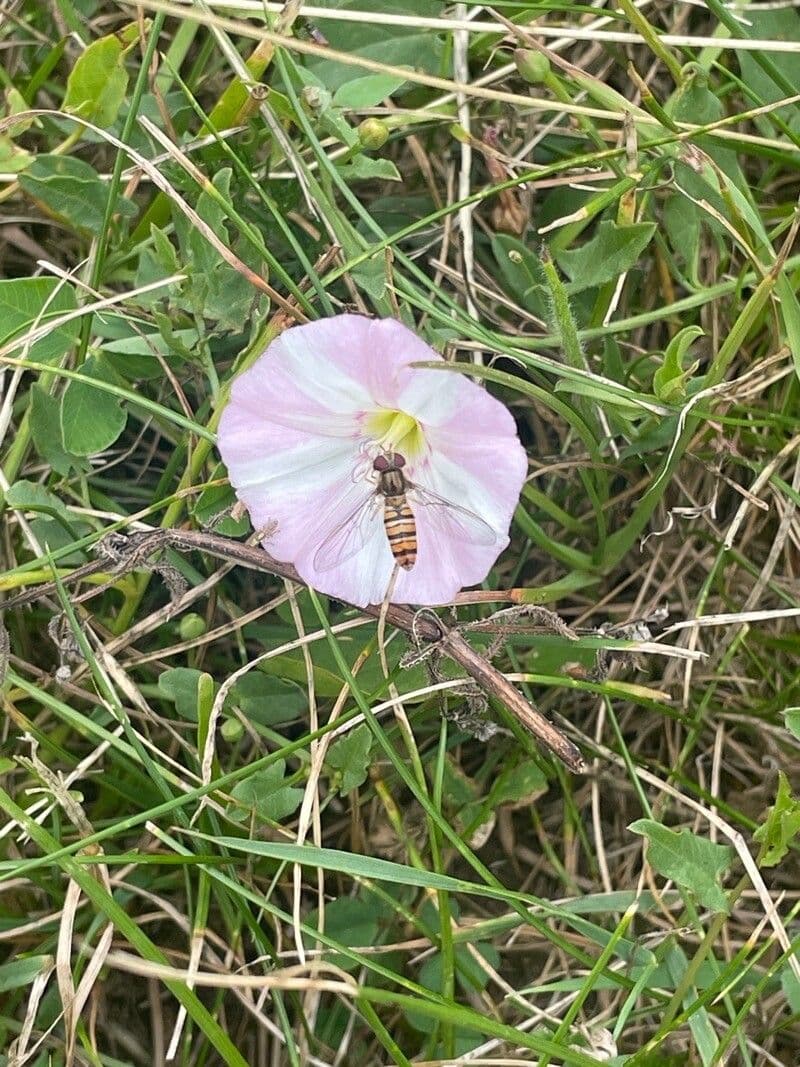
[217,315,527,607]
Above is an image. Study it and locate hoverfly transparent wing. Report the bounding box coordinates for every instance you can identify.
[407,482,499,546]
[313,491,383,571]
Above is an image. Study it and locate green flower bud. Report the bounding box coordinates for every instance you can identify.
[514,48,550,85]
[358,117,389,150]
[178,613,206,641]
[221,717,244,743]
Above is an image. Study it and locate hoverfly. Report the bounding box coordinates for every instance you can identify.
[314,451,499,572]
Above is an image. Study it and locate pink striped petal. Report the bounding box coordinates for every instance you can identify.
[217,315,527,607]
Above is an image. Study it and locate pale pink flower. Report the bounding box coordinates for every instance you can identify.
[217,315,527,607]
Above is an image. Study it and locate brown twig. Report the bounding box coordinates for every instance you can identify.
[2,529,587,773]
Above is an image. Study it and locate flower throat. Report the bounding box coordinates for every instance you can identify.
[365,408,425,459]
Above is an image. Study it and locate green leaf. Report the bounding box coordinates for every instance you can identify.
[158,667,217,722]
[352,260,387,301]
[490,234,545,314]
[101,329,198,380]
[327,724,372,794]
[60,355,127,456]
[662,193,702,286]
[63,32,129,126]
[230,671,307,727]
[308,894,388,971]
[487,760,548,808]
[0,955,52,993]
[132,224,184,311]
[3,86,39,136]
[340,155,402,182]
[255,651,354,700]
[2,481,88,563]
[441,760,478,809]
[554,378,649,412]
[305,0,442,92]
[151,222,182,273]
[27,517,90,565]
[204,264,260,332]
[4,480,74,527]
[19,155,136,237]
[557,220,657,293]
[668,68,745,185]
[0,277,78,365]
[629,819,734,913]
[738,9,800,134]
[419,942,498,997]
[784,707,800,741]
[621,414,680,459]
[775,272,800,384]
[411,943,500,1033]
[782,963,800,1014]
[0,134,32,173]
[195,672,217,764]
[191,471,251,538]
[179,166,234,273]
[187,834,499,896]
[753,772,800,868]
[333,73,409,109]
[229,761,303,823]
[173,169,259,331]
[30,384,87,476]
[317,99,359,149]
[662,942,720,1062]
[653,325,704,401]
[670,159,729,246]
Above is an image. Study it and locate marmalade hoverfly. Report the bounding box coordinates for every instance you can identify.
[313,451,499,572]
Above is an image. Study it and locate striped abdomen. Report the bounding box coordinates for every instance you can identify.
[383,494,417,569]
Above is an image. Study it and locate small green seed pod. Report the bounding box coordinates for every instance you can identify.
[358,117,389,150]
[221,717,245,743]
[514,48,550,85]
[178,613,207,641]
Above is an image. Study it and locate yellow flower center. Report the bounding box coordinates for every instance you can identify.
[365,409,425,459]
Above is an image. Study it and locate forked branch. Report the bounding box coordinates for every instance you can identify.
[3,528,587,773]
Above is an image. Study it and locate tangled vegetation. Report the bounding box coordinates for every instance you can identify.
[1,2,800,1064]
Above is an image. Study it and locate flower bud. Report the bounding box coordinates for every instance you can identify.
[358,117,389,150]
[221,717,244,743]
[178,613,206,640]
[514,48,550,85]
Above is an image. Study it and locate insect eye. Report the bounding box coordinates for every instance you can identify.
[393,452,406,468]
[373,455,389,472]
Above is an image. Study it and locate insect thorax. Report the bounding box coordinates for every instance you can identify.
[379,469,407,496]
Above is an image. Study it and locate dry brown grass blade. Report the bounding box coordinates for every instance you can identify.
[6,958,55,1067]
[14,745,115,1066]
